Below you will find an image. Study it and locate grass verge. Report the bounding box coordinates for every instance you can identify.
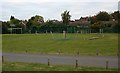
[2,61,118,71]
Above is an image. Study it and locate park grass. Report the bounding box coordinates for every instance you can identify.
[2,33,118,56]
[2,61,118,71]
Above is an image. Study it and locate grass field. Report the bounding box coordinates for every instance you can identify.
[3,61,118,71]
[2,33,118,56]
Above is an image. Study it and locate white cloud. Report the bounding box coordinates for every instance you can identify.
[1,0,119,4]
[0,0,118,21]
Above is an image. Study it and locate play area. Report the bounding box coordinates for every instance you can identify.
[2,33,118,56]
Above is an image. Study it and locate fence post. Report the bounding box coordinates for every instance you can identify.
[96,48,99,56]
[77,51,79,55]
[106,60,109,69]
[75,59,78,68]
[63,31,66,39]
[46,30,48,34]
[26,50,27,53]
[48,59,50,67]
[2,56,4,62]
[96,52,99,56]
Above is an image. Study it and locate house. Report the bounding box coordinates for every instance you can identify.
[69,17,90,28]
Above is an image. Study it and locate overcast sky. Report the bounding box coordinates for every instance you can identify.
[0,0,119,21]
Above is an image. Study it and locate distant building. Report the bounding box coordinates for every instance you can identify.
[69,17,90,28]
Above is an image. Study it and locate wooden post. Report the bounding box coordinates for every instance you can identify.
[35,31,37,34]
[21,28,22,34]
[50,31,54,39]
[2,56,4,62]
[48,59,50,66]
[75,59,78,68]
[25,50,27,53]
[77,50,79,55]
[46,30,48,34]
[77,31,79,33]
[89,29,91,34]
[96,53,99,56]
[106,60,109,69]
[63,31,66,39]
[96,48,99,56]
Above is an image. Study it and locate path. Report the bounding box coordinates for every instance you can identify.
[3,52,118,68]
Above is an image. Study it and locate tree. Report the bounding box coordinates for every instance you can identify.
[61,10,71,39]
[26,15,44,33]
[91,22,102,29]
[96,11,110,21]
[111,11,120,21]
[2,21,10,34]
[10,16,20,25]
[27,15,44,26]
[10,16,15,20]
[89,16,97,24]
[61,10,71,25]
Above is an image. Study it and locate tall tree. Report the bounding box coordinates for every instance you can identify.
[26,15,44,33]
[61,10,71,39]
[89,16,97,24]
[2,21,10,34]
[9,16,20,26]
[27,15,44,27]
[10,16,15,20]
[61,10,71,25]
[111,11,120,21]
[96,11,110,21]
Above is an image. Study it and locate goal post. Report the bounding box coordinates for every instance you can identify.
[11,28,22,34]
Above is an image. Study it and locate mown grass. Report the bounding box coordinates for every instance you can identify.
[2,33,118,56]
[2,61,118,71]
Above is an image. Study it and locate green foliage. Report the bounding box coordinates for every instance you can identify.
[41,20,67,33]
[96,11,110,21]
[26,15,44,32]
[45,20,61,27]
[91,22,101,29]
[3,61,117,71]
[2,11,120,34]
[10,16,20,25]
[89,16,97,24]
[89,11,120,32]
[2,22,10,34]
[27,15,44,26]
[61,10,71,25]
[111,11,120,21]
[10,16,15,20]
